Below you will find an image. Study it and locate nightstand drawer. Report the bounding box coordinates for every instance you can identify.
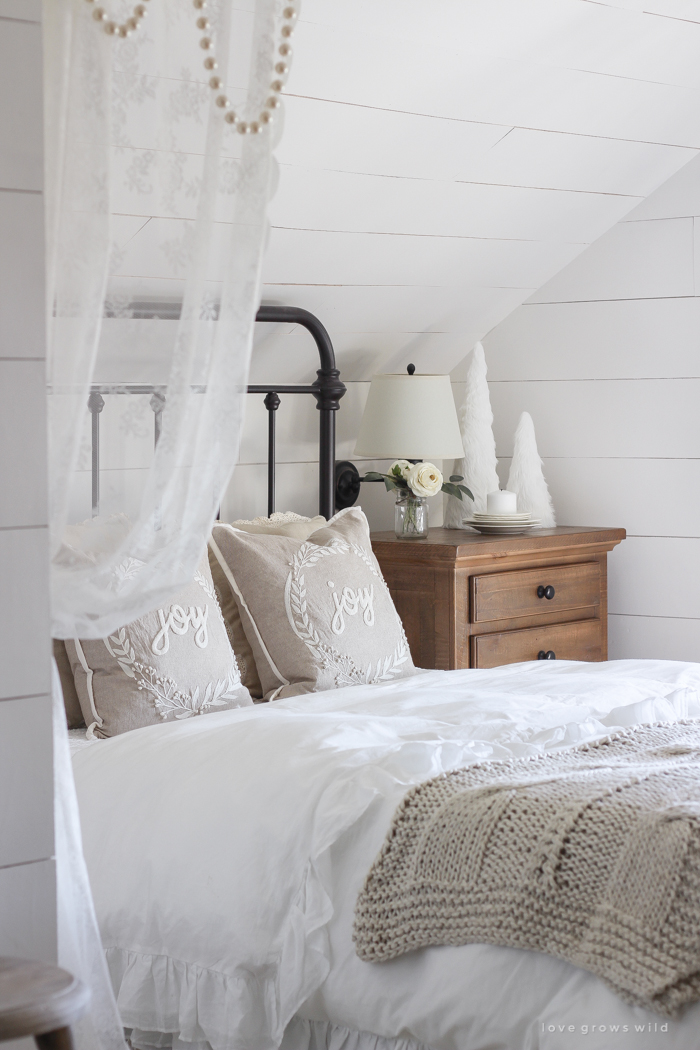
[471,619,603,669]
[470,562,600,624]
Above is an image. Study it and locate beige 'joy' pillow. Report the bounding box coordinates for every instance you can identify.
[65,555,252,738]
[210,507,416,701]
[208,512,326,699]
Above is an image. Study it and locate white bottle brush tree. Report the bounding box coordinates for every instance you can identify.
[444,342,500,526]
[506,412,556,527]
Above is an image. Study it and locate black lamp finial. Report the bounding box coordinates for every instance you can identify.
[407,363,416,376]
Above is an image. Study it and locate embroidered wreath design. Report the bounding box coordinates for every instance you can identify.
[194,568,218,603]
[284,540,409,687]
[105,569,242,720]
[106,627,242,720]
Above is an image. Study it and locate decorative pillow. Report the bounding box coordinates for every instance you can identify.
[53,639,85,729]
[210,507,416,701]
[65,555,252,738]
[208,512,326,699]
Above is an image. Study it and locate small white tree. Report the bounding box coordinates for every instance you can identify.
[444,342,499,527]
[506,412,555,526]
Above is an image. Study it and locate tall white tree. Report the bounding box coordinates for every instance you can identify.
[506,412,556,526]
[444,343,499,526]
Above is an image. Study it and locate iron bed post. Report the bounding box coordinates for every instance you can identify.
[254,305,345,520]
[263,391,280,516]
[150,388,166,448]
[88,390,105,517]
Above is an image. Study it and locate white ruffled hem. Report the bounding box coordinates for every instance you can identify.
[127,1016,431,1050]
[107,763,381,1050]
[281,1018,431,1050]
[110,949,274,1049]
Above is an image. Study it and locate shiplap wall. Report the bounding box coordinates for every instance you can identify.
[222,0,700,524]
[85,0,700,529]
[481,151,700,662]
[0,0,56,1022]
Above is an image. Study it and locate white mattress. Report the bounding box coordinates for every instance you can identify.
[71,659,700,1050]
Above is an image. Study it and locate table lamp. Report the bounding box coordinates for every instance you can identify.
[334,365,464,509]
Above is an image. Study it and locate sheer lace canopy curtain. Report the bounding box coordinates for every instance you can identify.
[44,1,289,1045]
[46,0,286,640]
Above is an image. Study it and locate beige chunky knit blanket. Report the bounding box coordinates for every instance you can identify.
[353,720,700,1017]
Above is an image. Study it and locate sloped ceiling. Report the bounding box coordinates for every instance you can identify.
[252,0,700,385]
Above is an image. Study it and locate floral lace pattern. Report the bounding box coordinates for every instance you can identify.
[47,0,284,638]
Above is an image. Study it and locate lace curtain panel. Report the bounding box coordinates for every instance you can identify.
[44,3,290,1048]
[45,0,286,639]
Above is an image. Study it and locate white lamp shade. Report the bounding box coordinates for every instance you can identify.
[354,373,464,460]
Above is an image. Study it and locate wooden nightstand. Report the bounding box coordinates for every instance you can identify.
[371,526,626,670]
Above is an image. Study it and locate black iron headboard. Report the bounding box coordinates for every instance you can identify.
[87,304,346,522]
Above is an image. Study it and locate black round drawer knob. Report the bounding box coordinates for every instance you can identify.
[537,650,556,660]
[537,584,555,600]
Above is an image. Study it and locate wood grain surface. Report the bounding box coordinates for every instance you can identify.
[372,526,625,670]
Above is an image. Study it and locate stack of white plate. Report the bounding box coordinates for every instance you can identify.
[466,512,540,536]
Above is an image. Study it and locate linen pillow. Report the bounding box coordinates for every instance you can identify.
[208,512,326,699]
[65,555,251,738]
[53,639,85,729]
[210,507,416,701]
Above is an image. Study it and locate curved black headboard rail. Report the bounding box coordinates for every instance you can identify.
[255,305,335,371]
[87,303,345,521]
[251,305,346,520]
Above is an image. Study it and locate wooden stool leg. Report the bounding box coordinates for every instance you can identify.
[34,1027,74,1050]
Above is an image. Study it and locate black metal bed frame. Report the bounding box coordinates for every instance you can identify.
[87,304,347,522]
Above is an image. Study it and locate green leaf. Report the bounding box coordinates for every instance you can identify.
[361,471,385,482]
[384,477,399,492]
[390,464,403,477]
[449,475,464,483]
[441,482,474,502]
[440,483,464,500]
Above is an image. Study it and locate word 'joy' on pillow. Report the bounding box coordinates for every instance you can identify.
[208,512,326,699]
[210,507,416,701]
[65,555,252,738]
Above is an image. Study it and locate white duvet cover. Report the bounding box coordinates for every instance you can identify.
[72,660,700,1050]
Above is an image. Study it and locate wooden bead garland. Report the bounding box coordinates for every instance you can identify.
[85,0,297,132]
[84,0,150,37]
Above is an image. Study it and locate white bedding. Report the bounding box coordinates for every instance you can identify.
[72,659,700,1050]
[68,727,98,755]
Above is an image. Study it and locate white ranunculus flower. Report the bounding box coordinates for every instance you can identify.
[390,459,412,479]
[407,462,443,498]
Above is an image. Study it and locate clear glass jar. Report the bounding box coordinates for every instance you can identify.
[395,494,428,539]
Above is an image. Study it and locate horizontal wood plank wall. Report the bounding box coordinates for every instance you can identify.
[222,1,700,527]
[0,1,56,1018]
[479,153,700,662]
[74,2,700,532]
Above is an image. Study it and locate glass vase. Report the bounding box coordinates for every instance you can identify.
[395,494,428,539]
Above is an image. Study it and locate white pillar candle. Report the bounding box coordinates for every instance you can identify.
[487,489,517,514]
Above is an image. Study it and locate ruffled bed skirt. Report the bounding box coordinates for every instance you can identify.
[128,1017,430,1050]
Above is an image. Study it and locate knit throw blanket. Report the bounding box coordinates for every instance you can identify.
[353,720,700,1017]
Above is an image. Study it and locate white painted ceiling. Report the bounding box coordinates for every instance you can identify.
[252,0,700,385]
